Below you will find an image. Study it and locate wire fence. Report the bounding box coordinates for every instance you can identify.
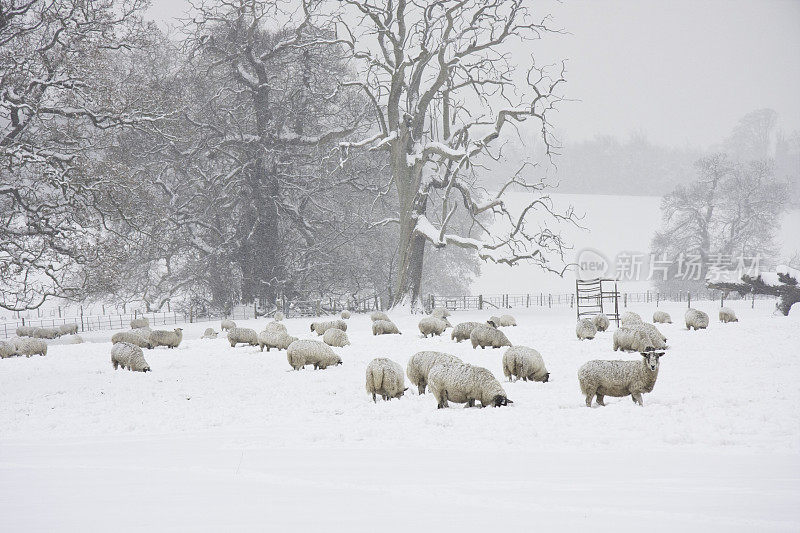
[1,289,778,339]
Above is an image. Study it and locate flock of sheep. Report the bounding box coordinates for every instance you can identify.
[1,304,741,409]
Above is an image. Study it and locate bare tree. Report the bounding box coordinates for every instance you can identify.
[315,0,577,308]
[0,0,165,310]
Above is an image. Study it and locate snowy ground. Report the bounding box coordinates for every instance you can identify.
[2,300,799,531]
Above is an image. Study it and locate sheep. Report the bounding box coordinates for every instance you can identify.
[150,328,183,349]
[67,335,84,344]
[202,328,218,339]
[372,320,401,336]
[418,316,451,338]
[576,318,597,340]
[370,311,390,322]
[341,310,351,319]
[430,307,451,319]
[323,328,350,347]
[112,330,153,349]
[14,337,47,357]
[33,327,61,339]
[220,319,236,331]
[111,342,151,372]
[0,341,18,358]
[259,331,298,352]
[578,351,665,407]
[470,323,511,349]
[685,308,709,330]
[450,321,483,343]
[274,311,285,321]
[310,319,347,336]
[612,325,663,352]
[58,323,79,335]
[264,321,288,335]
[653,310,672,324]
[365,358,407,402]
[620,311,643,326]
[227,327,258,348]
[427,363,513,408]
[489,314,517,327]
[719,307,738,323]
[406,351,462,394]
[502,346,549,383]
[592,313,610,332]
[130,317,149,329]
[286,339,342,370]
[15,326,35,337]
[636,322,668,347]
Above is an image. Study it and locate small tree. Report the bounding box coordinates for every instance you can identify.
[708,266,800,316]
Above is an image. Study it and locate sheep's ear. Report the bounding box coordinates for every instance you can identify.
[403,387,409,392]
[655,352,665,358]
[640,352,649,357]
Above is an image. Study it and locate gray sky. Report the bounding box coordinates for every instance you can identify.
[147,0,800,149]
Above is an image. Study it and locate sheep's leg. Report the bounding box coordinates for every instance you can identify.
[417,383,426,395]
[631,392,643,406]
[595,394,605,406]
[112,360,118,370]
[372,392,377,403]
[584,392,594,407]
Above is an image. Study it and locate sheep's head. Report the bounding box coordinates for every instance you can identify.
[310,324,315,332]
[640,351,664,371]
[537,372,550,383]
[142,366,151,372]
[486,320,497,328]
[394,387,409,399]
[491,395,513,407]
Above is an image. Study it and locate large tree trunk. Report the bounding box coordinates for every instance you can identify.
[390,127,427,310]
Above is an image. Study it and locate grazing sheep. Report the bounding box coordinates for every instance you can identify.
[430,307,451,319]
[418,317,451,338]
[685,308,709,330]
[341,310,351,319]
[14,337,47,357]
[130,317,149,329]
[111,342,151,372]
[33,327,61,339]
[653,310,672,324]
[612,326,659,352]
[150,328,183,349]
[470,324,511,349]
[502,346,549,383]
[220,319,236,331]
[323,328,350,347]
[576,319,597,340]
[451,321,483,343]
[15,326,35,337]
[67,335,84,344]
[227,327,258,348]
[274,311,285,321]
[636,322,668,347]
[592,313,610,332]
[310,319,347,336]
[263,321,288,335]
[365,358,407,402]
[258,330,297,352]
[286,339,342,370]
[372,320,401,336]
[406,351,462,394]
[620,311,643,326]
[58,323,79,335]
[112,330,153,349]
[0,341,18,358]
[370,311,390,322]
[489,314,517,327]
[719,307,738,323]
[427,363,512,408]
[202,328,218,339]
[578,351,665,407]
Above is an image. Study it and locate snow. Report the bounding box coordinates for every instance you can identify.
[1,301,799,530]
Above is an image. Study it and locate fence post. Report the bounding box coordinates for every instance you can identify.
[720,292,724,307]
[548,294,552,308]
[623,293,627,308]
[478,294,483,310]
[688,292,691,308]
[752,292,755,309]
[570,294,574,309]
[80,306,84,332]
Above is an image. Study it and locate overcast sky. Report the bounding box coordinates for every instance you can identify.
[146,0,800,149]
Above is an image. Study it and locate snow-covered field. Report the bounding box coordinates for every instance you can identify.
[2,300,799,531]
